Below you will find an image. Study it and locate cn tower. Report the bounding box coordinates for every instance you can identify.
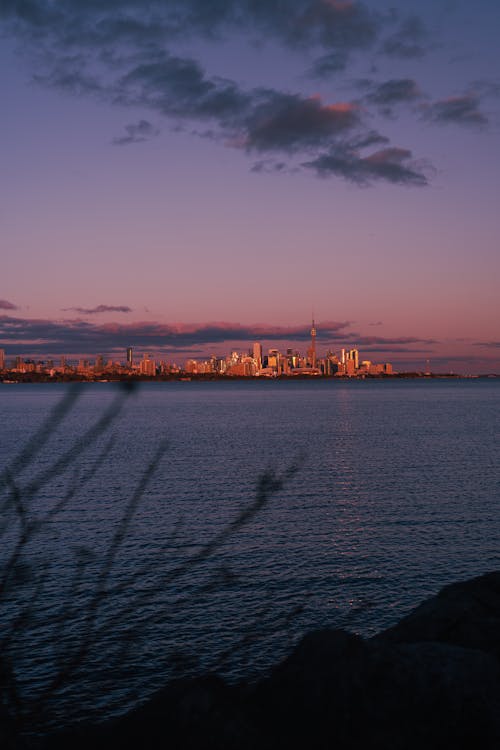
[310,316,317,368]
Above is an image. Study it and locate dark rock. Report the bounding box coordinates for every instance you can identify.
[49,675,265,750]
[256,629,500,749]
[45,572,500,750]
[377,571,500,657]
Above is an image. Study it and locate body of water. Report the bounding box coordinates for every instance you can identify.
[1,379,499,725]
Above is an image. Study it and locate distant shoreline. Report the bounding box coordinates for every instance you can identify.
[1,373,498,384]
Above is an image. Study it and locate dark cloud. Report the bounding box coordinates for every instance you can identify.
[1,1,381,56]
[304,145,428,186]
[62,305,132,315]
[381,15,427,59]
[31,40,420,184]
[423,94,488,127]
[33,64,103,97]
[0,314,441,359]
[251,159,290,174]
[349,130,390,149]
[244,94,360,152]
[0,299,18,310]
[112,119,159,145]
[310,51,350,78]
[115,52,250,120]
[473,341,500,348]
[367,78,422,105]
[1,1,436,186]
[0,314,352,356]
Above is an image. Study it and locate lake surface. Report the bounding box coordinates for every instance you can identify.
[1,379,499,725]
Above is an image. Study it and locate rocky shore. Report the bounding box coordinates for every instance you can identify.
[8,571,500,749]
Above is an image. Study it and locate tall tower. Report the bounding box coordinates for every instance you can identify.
[309,317,317,368]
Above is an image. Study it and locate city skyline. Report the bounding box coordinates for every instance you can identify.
[2,337,397,379]
[1,1,500,374]
[1,325,495,376]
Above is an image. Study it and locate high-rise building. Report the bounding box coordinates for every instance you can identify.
[267,348,281,372]
[126,347,133,368]
[139,354,156,376]
[345,358,356,376]
[0,349,4,370]
[347,349,359,370]
[252,342,262,370]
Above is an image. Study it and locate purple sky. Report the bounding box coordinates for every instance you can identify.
[1,1,499,372]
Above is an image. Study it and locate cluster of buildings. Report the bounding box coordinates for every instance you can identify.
[0,323,394,379]
[182,341,393,377]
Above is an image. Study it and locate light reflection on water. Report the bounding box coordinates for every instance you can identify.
[0,379,499,725]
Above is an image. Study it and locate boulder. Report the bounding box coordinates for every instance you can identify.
[257,628,500,749]
[377,571,500,657]
[45,572,500,749]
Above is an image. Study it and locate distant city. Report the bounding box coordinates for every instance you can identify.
[9,320,470,382]
[0,321,399,380]
[0,321,394,380]
[2,320,488,381]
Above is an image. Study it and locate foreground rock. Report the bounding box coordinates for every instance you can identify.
[48,572,500,749]
[377,570,500,656]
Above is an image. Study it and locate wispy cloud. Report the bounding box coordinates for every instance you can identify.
[366,78,423,107]
[112,119,159,145]
[0,299,18,311]
[62,305,132,315]
[381,15,428,59]
[304,146,428,186]
[422,94,488,127]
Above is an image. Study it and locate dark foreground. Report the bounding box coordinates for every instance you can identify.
[5,572,500,749]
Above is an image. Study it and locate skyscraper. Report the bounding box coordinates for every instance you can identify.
[139,353,156,376]
[252,342,262,370]
[0,349,4,370]
[348,349,359,369]
[126,347,133,368]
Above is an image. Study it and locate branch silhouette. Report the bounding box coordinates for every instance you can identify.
[0,384,300,741]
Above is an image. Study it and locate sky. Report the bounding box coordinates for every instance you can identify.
[1,0,499,373]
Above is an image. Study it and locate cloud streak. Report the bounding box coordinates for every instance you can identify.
[381,15,427,59]
[422,94,488,127]
[0,299,18,310]
[0,314,438,358]
[367,78,422,106]
[62,305,132,314]
[112,119,159,145]
[304,146,428,186]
